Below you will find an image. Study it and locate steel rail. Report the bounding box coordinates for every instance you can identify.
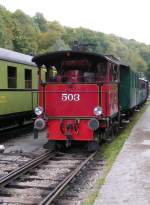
[39,151,97,205]
[0,151,56,188]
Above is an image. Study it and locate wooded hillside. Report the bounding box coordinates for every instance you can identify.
[1,5,150,79]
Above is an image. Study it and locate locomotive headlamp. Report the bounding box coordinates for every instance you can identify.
[34,118,45,130]
[34,106,43,116]
[93,106,102,116]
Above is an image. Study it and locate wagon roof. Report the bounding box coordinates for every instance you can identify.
[32,50,122,67]
[0,48,36,67]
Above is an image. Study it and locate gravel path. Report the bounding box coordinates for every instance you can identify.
[2,129,47,154]
[94,103,150,205]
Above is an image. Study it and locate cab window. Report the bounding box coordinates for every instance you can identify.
[109,64,118,82]
[96,63,107,82]
[113,65,119,82]
[46,66,59,82]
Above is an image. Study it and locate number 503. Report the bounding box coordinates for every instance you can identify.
[61,93,80,101]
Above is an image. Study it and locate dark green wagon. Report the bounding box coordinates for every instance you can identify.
[0,48,38,128]
[119,64,148,113]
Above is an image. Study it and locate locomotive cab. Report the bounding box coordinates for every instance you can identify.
[32,51,120,150]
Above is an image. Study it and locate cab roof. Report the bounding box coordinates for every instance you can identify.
[32,50,122,67]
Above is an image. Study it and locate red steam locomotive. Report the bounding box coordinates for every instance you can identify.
[32,51,121,150]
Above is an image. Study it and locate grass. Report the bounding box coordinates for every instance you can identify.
[84,101,150,205]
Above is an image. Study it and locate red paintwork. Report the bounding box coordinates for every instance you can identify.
[39,82,118,141]
[44,84,99,117]
[34,51,121,143]
[47,120,93,141]
[101,84,118,116]
[39,84,100,141]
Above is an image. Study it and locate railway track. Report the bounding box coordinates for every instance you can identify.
[0,150,97,204]
[0,152,38,179]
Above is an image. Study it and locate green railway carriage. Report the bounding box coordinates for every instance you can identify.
[139,78,149,104]
[119,64,148,113]
[0,48,38,128]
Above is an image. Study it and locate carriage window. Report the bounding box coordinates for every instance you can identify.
[25,69,32,89]
[8,66,17,88]
[96,63,107,82]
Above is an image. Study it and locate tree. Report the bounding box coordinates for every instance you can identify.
[145,62,150,80]
[48,39,70,51]
[0,4,149,75]
[33,13,48,32]
[12,10,38,54]
[37,21,65,53]
[0,5,14,49]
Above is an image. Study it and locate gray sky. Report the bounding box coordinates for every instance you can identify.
[0,0,149,44]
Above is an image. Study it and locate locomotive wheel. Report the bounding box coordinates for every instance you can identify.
[103,127,114,142]
[94,129,103,144]
[99,130,106,142]
[87,130,104,152]
[113,123,119,136]
[109,127,115,140]
[106,120,120,142]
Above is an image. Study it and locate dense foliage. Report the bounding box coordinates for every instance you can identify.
[0,5,150,79]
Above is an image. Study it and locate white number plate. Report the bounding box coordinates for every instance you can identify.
[62,93,80,101]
